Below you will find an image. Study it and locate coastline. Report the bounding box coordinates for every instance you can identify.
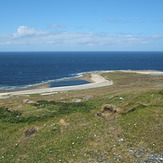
[0,72,113,98]
[0,70,163,99]
[21,73,93,90]
[119,70,163,75]
[0,73,91,93]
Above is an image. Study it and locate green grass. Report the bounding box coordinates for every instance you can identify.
[0,72,163,162]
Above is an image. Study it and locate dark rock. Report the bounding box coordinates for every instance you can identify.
[101,104,117,113]
[25,127,38,137]
[96,112,102,117]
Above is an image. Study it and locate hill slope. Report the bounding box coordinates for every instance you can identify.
[0,71,163,162]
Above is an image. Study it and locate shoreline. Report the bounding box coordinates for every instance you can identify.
[0,70,163,99]
[0,72,113,98]
[0,73,91,93]
[119,70,163,75]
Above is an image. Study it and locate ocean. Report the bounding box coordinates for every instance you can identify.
[0,51,163,91]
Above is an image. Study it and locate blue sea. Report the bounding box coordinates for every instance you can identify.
[0,51,163,91]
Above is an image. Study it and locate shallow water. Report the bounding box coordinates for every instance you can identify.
[50,79,90,87]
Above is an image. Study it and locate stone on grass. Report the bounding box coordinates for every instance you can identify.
[71,99,82,103]
[23,99,36,104]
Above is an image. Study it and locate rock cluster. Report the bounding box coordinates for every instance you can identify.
[96,104,122,120]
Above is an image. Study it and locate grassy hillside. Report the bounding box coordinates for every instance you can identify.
[0,72,163,162]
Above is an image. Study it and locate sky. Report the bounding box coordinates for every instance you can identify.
[0,0,163,51]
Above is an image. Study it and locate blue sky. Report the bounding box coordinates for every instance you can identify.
[0,0,163,51]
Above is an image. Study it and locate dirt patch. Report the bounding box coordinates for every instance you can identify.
[59,119,70,126]
[87,141,98,147]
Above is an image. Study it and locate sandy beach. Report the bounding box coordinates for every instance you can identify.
[119,70,163,75]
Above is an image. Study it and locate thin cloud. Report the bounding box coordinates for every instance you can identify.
[0,26,162,50]
[49,24,67,29]
[76,25,86,29]
[106,19,130,24]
